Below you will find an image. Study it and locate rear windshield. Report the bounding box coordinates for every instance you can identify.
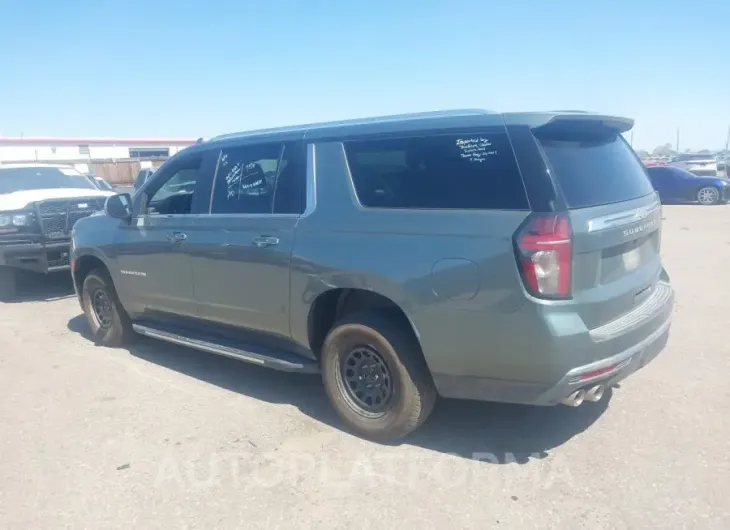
[536,128,654,209]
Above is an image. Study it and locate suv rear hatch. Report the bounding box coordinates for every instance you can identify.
[521,114,664,331]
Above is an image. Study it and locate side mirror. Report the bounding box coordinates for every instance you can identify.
[105,193,132,220]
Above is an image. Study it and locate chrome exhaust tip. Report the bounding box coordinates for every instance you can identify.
[584,385,605,402]
[561,389,586,407]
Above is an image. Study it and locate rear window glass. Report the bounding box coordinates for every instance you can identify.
[536,129,654,209]
[344,131,528,210]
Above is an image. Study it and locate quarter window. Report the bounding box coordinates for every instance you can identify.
[344,131,528,210]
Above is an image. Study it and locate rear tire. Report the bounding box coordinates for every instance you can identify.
[0,266,17,301]
[320,312,436,441]
[81,268,133,347]
[697,186,719,205]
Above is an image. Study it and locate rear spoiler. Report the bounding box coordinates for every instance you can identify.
[503,111,634,134]
[537,114,634,135]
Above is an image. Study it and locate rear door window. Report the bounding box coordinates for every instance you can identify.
[536,127,654,209]
[344,130,528,210]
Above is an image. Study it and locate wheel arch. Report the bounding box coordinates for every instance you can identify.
[72,252,111,293]
[306,287,423,361]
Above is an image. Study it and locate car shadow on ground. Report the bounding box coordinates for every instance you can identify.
[67,314,611,464]
[4,271,76,303]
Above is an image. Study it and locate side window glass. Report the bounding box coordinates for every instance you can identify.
[211,143,282,214]
[667,168,681,181]
[344,131,528,210]
[272,142,306,214]
[146,158,201,216]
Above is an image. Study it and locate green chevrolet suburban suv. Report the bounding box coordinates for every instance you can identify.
[70,110,674,440]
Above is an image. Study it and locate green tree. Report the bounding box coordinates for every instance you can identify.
[652,144,675,157]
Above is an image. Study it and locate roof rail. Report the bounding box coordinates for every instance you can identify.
[208,109,495,143]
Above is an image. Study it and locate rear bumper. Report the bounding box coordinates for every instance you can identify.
[434,314,670,405]
[433,279,674,405]
[0,240,71,273]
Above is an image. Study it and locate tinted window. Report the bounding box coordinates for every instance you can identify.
[211,144,282,214]
[272,142,306,214]
[667,167,697,179]
[146,158,201,215]
[0,167,97,194]
[536,128,654,208]
[646,167,672,184]
[134,169,155,190]
[344,131,528,210]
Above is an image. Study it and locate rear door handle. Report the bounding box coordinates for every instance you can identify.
[252,236,279,248]
[166,231,187,243]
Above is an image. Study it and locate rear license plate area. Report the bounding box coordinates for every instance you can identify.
[600,233,658,283]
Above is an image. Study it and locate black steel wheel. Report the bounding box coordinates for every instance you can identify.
[321,312,436,441]
[81,268,133,347]
[338,345,394,418]
[91,288,114,329]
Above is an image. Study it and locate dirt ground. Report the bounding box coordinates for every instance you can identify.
[1,205,728,529]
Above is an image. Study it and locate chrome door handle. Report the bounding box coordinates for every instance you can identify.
[252,236,279,248]
[166,231,187,243]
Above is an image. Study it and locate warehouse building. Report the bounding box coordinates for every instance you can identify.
[0,137,195,164]
[0,137,197,184]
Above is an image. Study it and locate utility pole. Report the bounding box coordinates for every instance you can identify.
[724,123,729,154]
[676,127,680,153]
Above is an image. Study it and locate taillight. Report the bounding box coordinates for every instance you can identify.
[514,213,572,299]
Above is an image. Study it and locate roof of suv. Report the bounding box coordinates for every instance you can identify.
[186,109,634,154]
[210,109,495,142]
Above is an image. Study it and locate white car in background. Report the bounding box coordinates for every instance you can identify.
[670,153,721,177]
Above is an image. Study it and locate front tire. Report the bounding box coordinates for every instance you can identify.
[321,312,436,441]
[0,266,17,301]
[81,268,133,347]
[697,186,720,205]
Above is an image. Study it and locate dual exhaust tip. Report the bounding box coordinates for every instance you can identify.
[561,385,605,407]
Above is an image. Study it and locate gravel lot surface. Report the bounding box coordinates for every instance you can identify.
[1,205,728,529]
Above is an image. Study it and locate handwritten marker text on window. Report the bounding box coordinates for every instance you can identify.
[456,137,498,163]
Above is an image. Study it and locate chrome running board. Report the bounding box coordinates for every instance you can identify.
[132,324,319,373]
